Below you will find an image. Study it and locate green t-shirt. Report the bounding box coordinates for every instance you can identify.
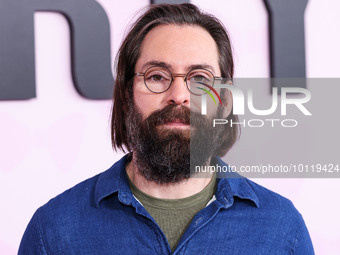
[128,175,216,252]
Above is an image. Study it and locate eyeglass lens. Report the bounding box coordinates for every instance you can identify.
[143,66,214,94]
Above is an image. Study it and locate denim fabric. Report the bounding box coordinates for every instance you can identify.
[19,155,314,254]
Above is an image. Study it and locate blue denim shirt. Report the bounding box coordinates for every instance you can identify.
[19,155,314,254]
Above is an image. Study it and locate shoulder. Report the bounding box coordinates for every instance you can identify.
[245,178,297,212]
[19,172,102,254]
[233,177,304,225]
[240,178,314,254]
[40,173,100,215]
[19,156,128,254]
[37,155,128,217]
[30,171,102,237]
[216,165,314,254]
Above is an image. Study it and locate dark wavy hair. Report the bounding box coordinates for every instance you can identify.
[111,3,239,156]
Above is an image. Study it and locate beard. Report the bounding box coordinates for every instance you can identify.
[125,99,226,184]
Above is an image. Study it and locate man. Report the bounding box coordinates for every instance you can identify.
[19,3,314,254]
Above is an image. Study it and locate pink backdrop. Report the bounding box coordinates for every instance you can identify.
[0,0,339,254]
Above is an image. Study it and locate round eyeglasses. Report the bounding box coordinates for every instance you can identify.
[134,66,222,95]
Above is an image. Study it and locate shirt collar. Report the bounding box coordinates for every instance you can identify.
[94,155,259,208]
[94,154,131,208]
[214,157,260,208]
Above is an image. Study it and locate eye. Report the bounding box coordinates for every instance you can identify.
[189,71,212,85]
[145,69,171,83]
[188,69,214,95]
[192,75,206,82]
[149,74,164,82]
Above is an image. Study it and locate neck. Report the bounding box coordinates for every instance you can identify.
[126,156,214,199]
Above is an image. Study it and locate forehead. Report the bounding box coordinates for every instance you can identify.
[135,24,220,74]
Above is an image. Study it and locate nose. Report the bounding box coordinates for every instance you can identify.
[165,76,190,106]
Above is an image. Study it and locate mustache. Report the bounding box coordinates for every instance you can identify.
[141,104,203,128]
[143,104,190,127]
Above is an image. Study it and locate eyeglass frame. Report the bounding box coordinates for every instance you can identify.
[133,65,223,95]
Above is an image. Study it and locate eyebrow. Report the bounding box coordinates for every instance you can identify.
[141,61,216,74]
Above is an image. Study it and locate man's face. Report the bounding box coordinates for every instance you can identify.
[133,24,221,121]
[126,24,222,184]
